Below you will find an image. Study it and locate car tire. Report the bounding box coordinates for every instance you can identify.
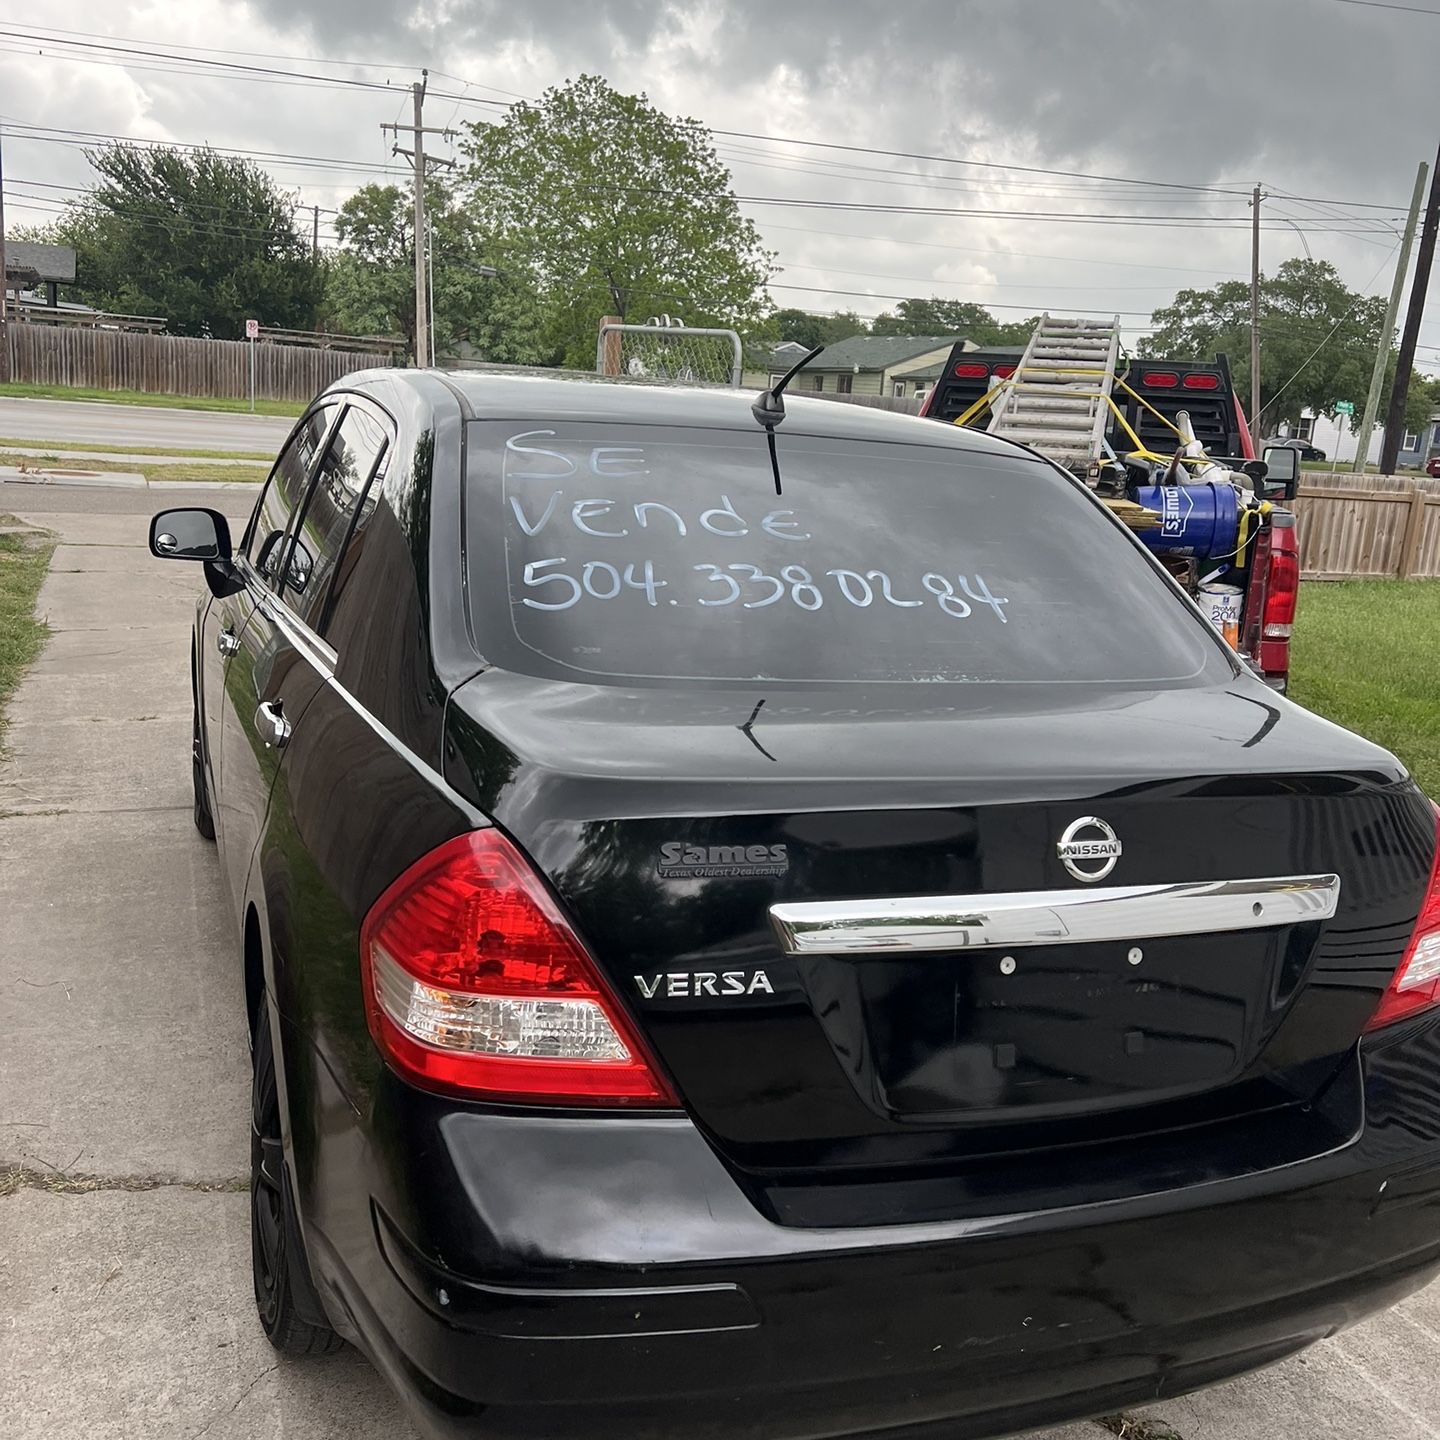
[250,993,344,1357]
[192,696,216,841]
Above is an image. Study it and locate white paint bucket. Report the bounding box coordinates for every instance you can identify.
[1199,582,1243,647]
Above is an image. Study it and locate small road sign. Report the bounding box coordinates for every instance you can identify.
[1335,400,1355,415]
[245,319,260,341]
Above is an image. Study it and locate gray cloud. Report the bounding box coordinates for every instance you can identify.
[4,0,1431,359]
[246,0,1416,194]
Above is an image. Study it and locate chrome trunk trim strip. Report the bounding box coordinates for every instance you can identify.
[768,875,1340,955]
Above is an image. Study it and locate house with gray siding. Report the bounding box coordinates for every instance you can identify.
[797,335,970,399]
[744,334,973,398]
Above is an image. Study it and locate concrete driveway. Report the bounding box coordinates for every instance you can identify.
[0,397,293,452]
[2,479,1438,1440]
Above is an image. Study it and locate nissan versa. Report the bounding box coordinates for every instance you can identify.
[149,372,1440,1440]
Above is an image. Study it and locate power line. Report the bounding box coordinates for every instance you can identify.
[767,281,1157,316]
[732,193,1394,231]
[3,26,1416,230]
[3,21,1416,225]
[0,28,507,111]
[777,259,1207,291]
[0,19,434,76]
[713,142,1244,206]
[3,189,325,246]
[9,175,343,217]
[1331,0,1440,14]
[0,121,408,179]
[0,27,402,92]
[759,221,1257,275]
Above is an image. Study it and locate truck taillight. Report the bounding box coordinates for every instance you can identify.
[1367,814,1440,1031]
[1263,541,1300,639]
[359,830,676,1106]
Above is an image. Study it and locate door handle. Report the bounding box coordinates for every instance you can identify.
[255,700,292,750]
[217,627,240,657]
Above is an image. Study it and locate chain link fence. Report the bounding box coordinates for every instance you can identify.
[597,320,743,387]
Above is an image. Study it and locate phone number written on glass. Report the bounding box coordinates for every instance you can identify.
[519,559,1009,620]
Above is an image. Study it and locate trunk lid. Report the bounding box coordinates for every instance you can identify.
[446,671,1434,1218]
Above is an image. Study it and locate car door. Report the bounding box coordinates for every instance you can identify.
[218,398,392,912]
[203,404,338,891]
[246,393,485,1145]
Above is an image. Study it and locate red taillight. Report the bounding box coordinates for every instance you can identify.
[1142,372,1179,388]
[993,364,1016,378]
[359,830,677,1106]
[1183,373,1220,390]
[1367,815,1440,1031]
[1263,542,1300,639]
[953,362,989,378]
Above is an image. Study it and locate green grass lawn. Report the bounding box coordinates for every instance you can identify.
[0,381,302,418]
[1290,579,1440,796]
[0,518,55,742]
[0,434,274,462]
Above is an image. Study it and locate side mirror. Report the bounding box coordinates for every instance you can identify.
[150,508,232,562]
[1260,446,1300,502]
[285,539,314,594]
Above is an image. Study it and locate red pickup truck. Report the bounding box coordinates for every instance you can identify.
[920,346,1300,692]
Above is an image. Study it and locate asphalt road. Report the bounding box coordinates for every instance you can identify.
[0,397,292,452]
[3,480,1439,1440]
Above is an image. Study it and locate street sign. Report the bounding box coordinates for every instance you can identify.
[245,319,259,340]
[1335,400,1355,415]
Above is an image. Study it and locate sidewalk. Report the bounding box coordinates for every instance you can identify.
[0,489,419,1440]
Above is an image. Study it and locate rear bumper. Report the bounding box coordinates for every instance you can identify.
[288,1016,1440,1440]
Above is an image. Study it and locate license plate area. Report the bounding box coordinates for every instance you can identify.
[805,931,1294,1122]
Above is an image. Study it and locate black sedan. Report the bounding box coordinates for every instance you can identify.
[150,372,1440,1440]
[1263,436,1327,463]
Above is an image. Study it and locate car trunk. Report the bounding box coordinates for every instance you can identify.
[446,671,1435,1226]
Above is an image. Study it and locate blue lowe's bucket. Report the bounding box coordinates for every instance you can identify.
[1135,481,1240,558]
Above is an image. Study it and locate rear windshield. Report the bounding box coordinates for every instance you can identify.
[463,420,1223,686]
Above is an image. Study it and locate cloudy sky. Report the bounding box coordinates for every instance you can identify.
[2,0,1435,362]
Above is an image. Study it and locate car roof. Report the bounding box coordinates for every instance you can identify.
[358,369,1040,463]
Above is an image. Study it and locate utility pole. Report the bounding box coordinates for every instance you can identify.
[312,205,319,263]
[1250,184,1264,445]
[0,123,10,385]
[426,214,436,366]
[1381,137,1440,476]
[1353,160,1428,472]
[382,71,454,369]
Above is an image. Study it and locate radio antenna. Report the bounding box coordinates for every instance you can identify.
[751,344,824,495]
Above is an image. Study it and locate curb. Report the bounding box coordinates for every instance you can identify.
[0,467,259,491]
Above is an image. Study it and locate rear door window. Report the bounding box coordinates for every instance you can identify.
[464,421,1227,687]
[280,403,390,629]
[244,405,337,582]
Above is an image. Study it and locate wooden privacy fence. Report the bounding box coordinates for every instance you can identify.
[4,325,399,403]
[1291,474,1440,580]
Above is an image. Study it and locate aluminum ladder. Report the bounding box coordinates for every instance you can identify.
[985,314,1122,471]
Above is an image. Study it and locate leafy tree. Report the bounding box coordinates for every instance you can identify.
[323,182,552,365]
[772,308,869,348]
[869,298,1034,345]
[460,75,774,367]
[50,144,323,338]
[1401,370,1440,435]
[1142,259,1391,431]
